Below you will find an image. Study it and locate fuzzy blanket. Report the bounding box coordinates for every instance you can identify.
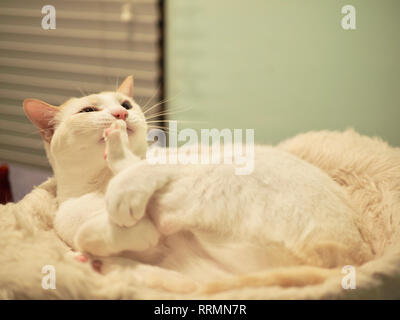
[1,129,399,299]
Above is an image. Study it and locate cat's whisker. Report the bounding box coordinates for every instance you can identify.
[143,98,169,115]
[147,104,192,115]
[143,98,183,117]
[142,90,183,115]
[115,76,120,92]
[24,130,44,138]
[145,107,192,121]
[146,123,172,131]
[147,125,178,134]
[147,123,172,130]
[142,85,161,111]
[146,119,206,125]
[76,87,89,97]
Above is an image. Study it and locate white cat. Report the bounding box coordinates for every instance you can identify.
[23,76,373,293]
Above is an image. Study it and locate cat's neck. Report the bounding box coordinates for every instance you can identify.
[55,165,112,203]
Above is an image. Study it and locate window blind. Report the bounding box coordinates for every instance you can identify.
[0,0,163,168]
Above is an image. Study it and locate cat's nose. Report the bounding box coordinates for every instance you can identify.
[111,109,128,120]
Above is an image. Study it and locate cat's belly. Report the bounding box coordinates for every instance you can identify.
[148,146,372,268]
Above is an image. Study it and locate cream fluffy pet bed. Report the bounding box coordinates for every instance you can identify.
[1,129,399,299]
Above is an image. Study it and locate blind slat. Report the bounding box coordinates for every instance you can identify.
[0,103,24,117]
[0,57,158,81]
[0,8,158,24]
[0,88,70,105]
[0,119,36,134]
[0,134,43,150]
[0,74,157,99]
[0,148,48,168]
[0,0,163,169]
[0,88,160,111]
[0,25,158,43]
[0,41,157,62]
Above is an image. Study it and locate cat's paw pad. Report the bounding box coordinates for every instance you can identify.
[103,120,127,139]
[64,250,88,262]
[106,188,148,227]
[76,255,103,273]
[72,253,103,273]
[75,253,89,263]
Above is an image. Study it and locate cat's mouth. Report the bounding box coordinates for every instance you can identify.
[99,126,135,142]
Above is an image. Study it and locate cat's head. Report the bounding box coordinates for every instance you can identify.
[23,76,148,173]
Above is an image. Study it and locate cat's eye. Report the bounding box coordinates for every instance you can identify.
[79,106,98,113]
[121,100,132,110]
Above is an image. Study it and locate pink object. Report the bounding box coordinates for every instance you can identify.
[111,109,128,120]
[76,255,88,263]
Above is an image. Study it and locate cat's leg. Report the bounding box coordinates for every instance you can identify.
[54,192,106,249]
[104,120,168,226]
[91,256,198,294]
[56,192,160,257]
[105,165,173,227]
[74,211,160,256]
[201,266,340,294]
[104,121,173,227]
[103,120,140,174]
[131,264,198,294]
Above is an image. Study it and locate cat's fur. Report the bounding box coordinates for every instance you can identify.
[23,76,373,293]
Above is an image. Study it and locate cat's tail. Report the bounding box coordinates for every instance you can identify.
[201,266,341,294]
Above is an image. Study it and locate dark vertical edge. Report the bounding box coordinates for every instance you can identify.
[158,0,167,139]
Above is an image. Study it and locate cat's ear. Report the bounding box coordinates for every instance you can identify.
[117,75,134,98]
[23,99,59,143]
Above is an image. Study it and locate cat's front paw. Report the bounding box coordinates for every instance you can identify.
[106,189,147,227]
[103,120,139,174]
[106,175,151,227]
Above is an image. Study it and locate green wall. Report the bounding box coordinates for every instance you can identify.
[166,0,400,146]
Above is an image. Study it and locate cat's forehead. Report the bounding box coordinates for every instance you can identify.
[61,92,124,109]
